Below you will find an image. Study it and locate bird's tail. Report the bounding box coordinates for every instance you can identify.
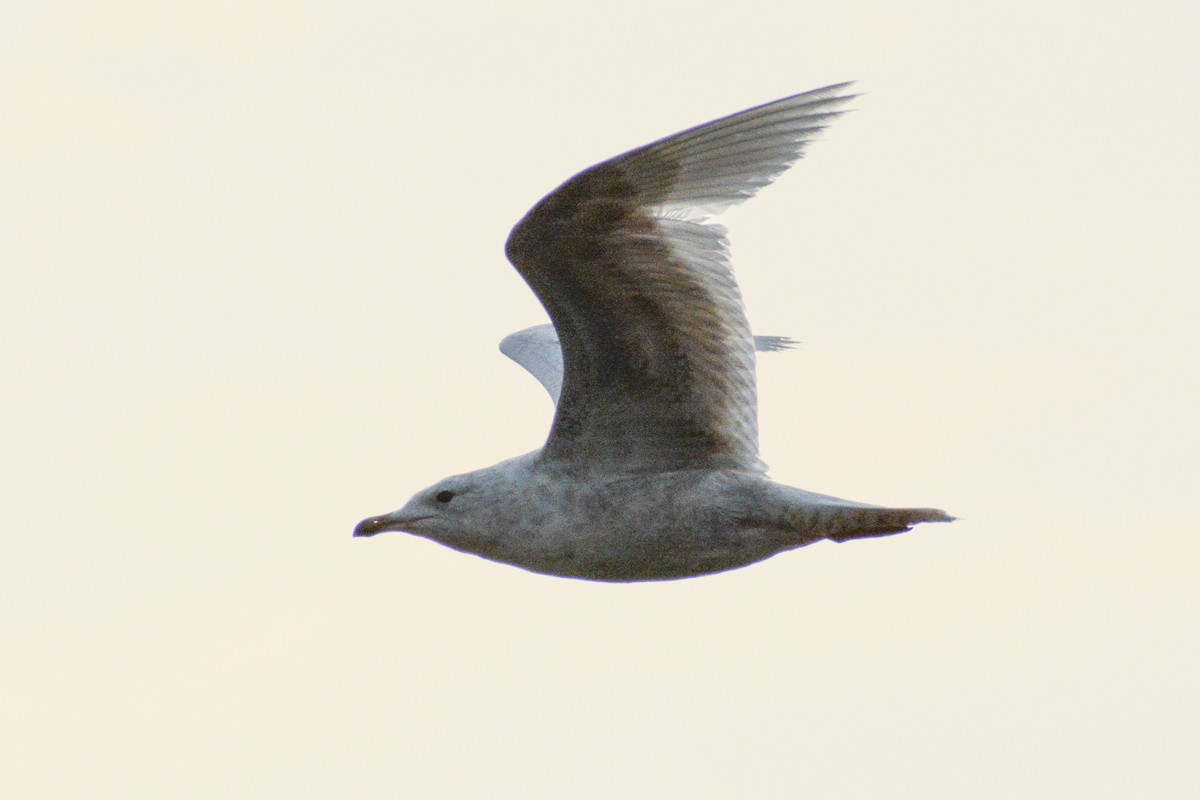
[821,506,955,543]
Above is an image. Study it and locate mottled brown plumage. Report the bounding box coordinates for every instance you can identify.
[504,85,856,473]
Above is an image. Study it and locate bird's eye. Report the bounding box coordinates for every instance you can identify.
[435,490,455,503]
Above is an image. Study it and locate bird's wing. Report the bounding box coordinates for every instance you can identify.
[500,324,797,406]
[499,325,567,402]
[504,83,854,472]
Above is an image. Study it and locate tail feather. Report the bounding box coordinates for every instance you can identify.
[824,507,955,543]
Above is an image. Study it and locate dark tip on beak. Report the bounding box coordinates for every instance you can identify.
[353,516,387,538]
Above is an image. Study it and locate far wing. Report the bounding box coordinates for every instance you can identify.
[499,325,567,402]
[500,324,797,405]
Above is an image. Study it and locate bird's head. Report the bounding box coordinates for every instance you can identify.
[354,475,476,541]
[353,456,534,556]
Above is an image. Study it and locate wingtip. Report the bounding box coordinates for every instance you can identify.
[754,335,800,352]
[797,80,859,103]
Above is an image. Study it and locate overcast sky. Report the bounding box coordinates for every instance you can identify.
[4,1,1198,797]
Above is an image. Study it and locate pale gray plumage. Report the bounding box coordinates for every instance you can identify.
[355,84,953,582]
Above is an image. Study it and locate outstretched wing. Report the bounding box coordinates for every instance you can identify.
[500,324,797,405]
[505,84,854,473]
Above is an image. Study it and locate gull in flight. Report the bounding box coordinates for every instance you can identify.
[354,83,953,581]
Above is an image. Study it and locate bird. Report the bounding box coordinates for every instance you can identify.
[354,83,953,582]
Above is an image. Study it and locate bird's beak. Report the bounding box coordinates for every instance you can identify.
[353,510,425,538]
[353,515,388,538]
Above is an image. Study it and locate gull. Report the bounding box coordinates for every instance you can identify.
[354,83,953,581]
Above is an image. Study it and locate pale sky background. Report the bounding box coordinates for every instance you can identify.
[3,1,1198,797]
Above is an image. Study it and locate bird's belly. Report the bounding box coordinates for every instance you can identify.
[472,467,803,582]
[504,519,786,582]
